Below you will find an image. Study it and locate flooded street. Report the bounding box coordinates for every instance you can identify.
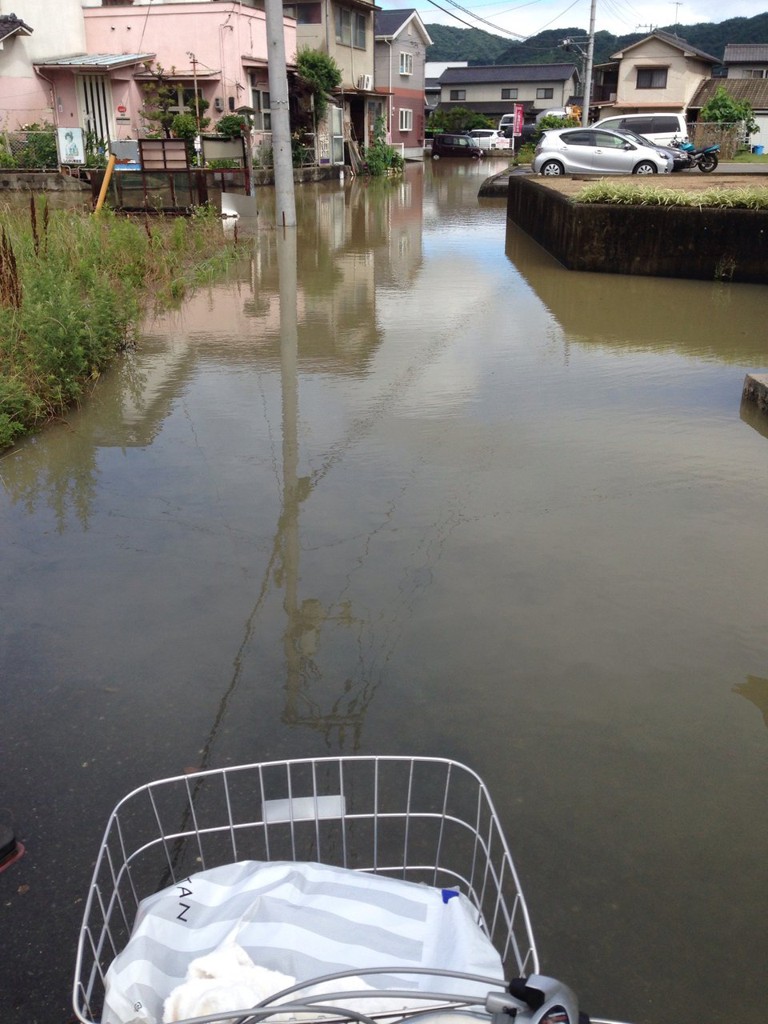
[1,160,767,1024]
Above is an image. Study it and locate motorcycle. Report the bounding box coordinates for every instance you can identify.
[669,136,720,173]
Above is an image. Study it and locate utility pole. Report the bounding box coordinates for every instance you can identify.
[188,51,202,166]
[581,0,596,127]
[264,0,296,228]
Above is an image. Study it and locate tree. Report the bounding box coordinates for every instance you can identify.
[427,108,494,133]
[535,114,579,137]
[700,85,758,136]
[295,49,342,125]
[140,62,210,139]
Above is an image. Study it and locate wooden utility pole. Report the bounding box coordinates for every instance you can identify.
[264,0,296,228]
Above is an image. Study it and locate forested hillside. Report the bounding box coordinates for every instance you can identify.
[426,12,768,66]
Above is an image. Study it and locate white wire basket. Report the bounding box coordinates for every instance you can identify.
[73,756,540,1024]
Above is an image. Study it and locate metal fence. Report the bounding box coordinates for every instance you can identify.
[688,121,746,159]
[0,130,58,169]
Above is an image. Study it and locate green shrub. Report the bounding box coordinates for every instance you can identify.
[363,116,405,177]
[574,181,768,209]
[215,114,249,138]
[0,199,243,449]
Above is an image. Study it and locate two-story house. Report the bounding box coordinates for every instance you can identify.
[284,0,378,152]
[374,9,431,160]
[0,0,88,128]
[1,0,290,151]
[435,64,580,125]
[591,30,719,120]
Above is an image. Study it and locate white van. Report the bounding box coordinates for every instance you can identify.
[590,112,688,146]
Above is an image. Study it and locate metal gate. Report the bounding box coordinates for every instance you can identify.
[78,74,113,149]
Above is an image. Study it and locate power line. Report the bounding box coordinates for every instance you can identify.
[420,0,529,37]
[439,0,528,37]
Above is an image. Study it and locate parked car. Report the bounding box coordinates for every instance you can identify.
[431,133,483,158]
[590,112,688,147]
[532,127,673,176]
[498,118,538,145]
[467,129,511,150]
[535,107,571,124]
[611,127,688,171]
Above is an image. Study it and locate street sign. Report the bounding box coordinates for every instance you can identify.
[513,103,524,137]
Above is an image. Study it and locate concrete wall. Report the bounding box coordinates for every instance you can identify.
[506,176,768,284]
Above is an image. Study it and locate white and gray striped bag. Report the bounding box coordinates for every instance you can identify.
[103,860,504,1024]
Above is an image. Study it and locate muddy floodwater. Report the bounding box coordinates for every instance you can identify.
[1,161,767,1024]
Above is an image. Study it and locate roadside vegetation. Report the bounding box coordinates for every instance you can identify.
[0,199,243,450]
[574,181,768,208]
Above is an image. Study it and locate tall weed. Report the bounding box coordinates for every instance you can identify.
[0,200,241,449]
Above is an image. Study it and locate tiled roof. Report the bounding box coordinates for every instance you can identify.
[723,43,768,63]
[689,77,768,110]
[440,63,577,84]
[612,30,719,64]
[375,9,430,44]
[375,9,414,36]
[0,13,33,44]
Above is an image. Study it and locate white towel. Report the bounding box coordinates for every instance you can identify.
[163,946,295,1022]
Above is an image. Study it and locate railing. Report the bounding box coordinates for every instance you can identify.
[688,121,746,159]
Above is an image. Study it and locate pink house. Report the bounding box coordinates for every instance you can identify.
[18,2,295,148]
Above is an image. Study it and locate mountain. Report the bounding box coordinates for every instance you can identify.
[426,12,768,66]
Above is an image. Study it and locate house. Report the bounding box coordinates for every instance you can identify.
[284,0,379,152]
[591,30,719,120]
[0,0,291,156]
[0,1,85,128]
[688,43,768,149]
[425,62,465,112]
[435,64,580,125]
[374,9,431,160]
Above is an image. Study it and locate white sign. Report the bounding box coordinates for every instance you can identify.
[56,126,85,165]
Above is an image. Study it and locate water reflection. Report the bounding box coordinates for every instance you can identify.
[734,675,768,728]
[2,160,768,1024]
[505,220,768,361]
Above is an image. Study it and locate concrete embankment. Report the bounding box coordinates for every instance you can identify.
[495,171,768,284]
[743,374,768,413]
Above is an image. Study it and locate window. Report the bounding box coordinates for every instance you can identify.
[562,130,594,146]
[745,68,767,78]
[335,8,351,45]
[399,108,413,131]
[501,88,518,99]
[287,2,322,24]
[250,76,271,130]
[449,89,466,101]
[636,67,668,88]
[354,11,366,48]
[536,88,554,99]
[593,130,627,148]
[399,52,413,76]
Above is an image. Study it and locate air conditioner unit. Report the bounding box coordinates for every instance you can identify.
[357,74,373,91]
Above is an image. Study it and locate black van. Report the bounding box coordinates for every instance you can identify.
[432,133,483,158]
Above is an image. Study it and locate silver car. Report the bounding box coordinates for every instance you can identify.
[532,127,673,176]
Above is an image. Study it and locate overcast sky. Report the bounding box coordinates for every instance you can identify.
[379,0,767,44]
